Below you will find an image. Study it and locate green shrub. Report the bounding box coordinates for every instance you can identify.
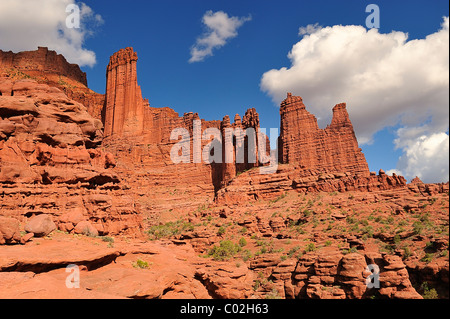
[217,226,226,236]
[305,243,316,253]
[403,247,412,259]
[393,234,401,246]
[346,216,356,224]
[132,259,149,269]
[239,227,248,234]
[421,282,439,299]
[147,220,194,240]
[253,280,261,291]
[420,253,434,263]
[256,239,267,247]
[302,209,312,218]
[241,249,253,261]
[101,236,114,243]
[264,288,282,299]
[412,221,423,235]
[342,247,358,254]
[361,225,374,238]
[208,240,241,261]
[360,219,369,226]
[238,237,247,247]
[423,288,438,299]
[287,246,301,258]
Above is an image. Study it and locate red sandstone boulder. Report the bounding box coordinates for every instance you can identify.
[24,214,56,237]
[0,216,21,244]
[74,221,99,237]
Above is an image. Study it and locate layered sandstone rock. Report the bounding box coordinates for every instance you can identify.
[0,234,256,299]
[269,251,421,299]
[0,78,141,237]
[219,108,268,185]
[216,164,408,204]
[101,47,269,205]
[1,47,447,300]
[0,47,105,120]
[0,47,87,85]
[103,47,148,137]
[278,93,369,176]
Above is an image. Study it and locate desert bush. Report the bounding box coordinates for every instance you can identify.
[238,237,247,247]
[132,259,149,269]
[208,240,241,261]
[304,243,316,253]
[147,220,194,240]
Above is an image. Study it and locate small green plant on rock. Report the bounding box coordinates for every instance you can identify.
[421,282,438,299]
[132,259,149,269]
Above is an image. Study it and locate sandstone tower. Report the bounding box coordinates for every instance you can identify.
[103,47,149,137]
[102,47,267,189]
[278,93,369,176]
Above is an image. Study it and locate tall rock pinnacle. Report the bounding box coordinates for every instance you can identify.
[104,47,147,137]
[278,93,370,176]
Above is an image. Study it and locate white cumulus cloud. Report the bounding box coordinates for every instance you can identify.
[189,10,251,63]
[390,129,449,183]
[0,0,103,67]
[261,17,449,183]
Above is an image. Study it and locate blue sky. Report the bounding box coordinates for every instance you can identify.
[1,0,448,182]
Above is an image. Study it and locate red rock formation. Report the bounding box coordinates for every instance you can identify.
[0,78,141,236]
[102,47,269,192]
[104,47,148,137]
[0,47,105,120]
[0,47,87,86]
[1,47,448,301]
[278,93,369,176]
[270,251,421,299]
[215,164,409,204]
[410,176,424,184]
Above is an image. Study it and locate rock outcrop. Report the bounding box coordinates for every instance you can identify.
[216,164,408,204]
[278,93,369,176]
[0,47,105,120]
[0,47,87,86]
[102,47,269,196]
[103,47,148,137]
[0,78,141,236]
[270,251,421,299]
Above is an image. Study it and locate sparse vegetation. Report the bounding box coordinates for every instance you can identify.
[207,240,241,261]
[304,243,316,253]
[217,226,226,236]
[265,288,282,299]
[132,258,150,269]
[342,247,358,254]
[420,253,434,264]
[238,237,247,247]
[147,220,194,240]
[421,282,438,299]
[403,247,412,259]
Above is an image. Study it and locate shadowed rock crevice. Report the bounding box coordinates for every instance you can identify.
[193,272,222,299]
[0,251,122,273]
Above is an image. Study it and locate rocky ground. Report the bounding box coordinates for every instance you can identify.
[1,176,448,299]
